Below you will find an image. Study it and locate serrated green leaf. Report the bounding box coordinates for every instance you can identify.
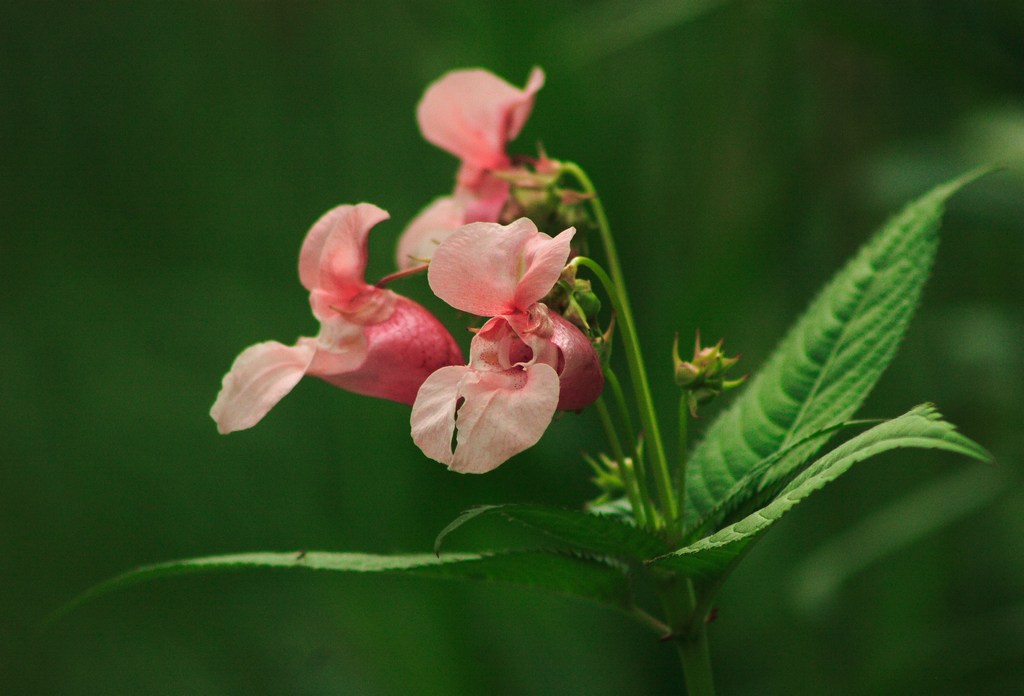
[682,419,880,541]
[654,404,991,579]
[684,170,989,526]
[49,549,635,627]
[435,504,670,560]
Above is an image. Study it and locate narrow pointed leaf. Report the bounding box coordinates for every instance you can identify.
[655,405,991,579]
[683,419,880,540]
[435,504,669,560]
[684,170,989,525]
[50,549,634,626]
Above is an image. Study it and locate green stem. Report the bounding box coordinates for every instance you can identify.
[560,162,630,308]
[656,574,716,696]
[561,162,676,527]
[677,626,715,696]
[574,256,677,527]
[594,396,626,466]
[603,368,658,526]
[594,396,646,528]
[604,369,637,448]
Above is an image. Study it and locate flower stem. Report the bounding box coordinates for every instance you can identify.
[573,256,677,528]
[561,163,677,527]
[594,396,646,528]
[560,162,630,310]
[594,397,626,466]
[602,368,658,526]
[374,263,428,287]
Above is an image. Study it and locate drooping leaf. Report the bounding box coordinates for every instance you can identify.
[684,170,989,525]
[49,549,635,626]
[654,405,991,579]
[435,504,669,561]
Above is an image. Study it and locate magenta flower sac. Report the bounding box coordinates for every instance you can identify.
[396,67,546,269]
[211,203,463,434]
[410,218,603,473]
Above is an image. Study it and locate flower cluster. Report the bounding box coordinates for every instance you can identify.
[211,68,603,473]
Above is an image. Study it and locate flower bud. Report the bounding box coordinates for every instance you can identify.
[673,331,746,417]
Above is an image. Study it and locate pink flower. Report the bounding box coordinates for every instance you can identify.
[396,67,545,269]
[211,203,463,434]
[410,218,603,473]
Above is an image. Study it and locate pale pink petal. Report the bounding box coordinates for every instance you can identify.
[309,314,371,372]
[429,218,571,316]
[210,340,316,434]
[428,219,531,315]
[410,365,468,465]
[395,196,466,269]
[411,312,561,472]
[449,363,560,473]
[506,68,545,141]
[315,295,464,405]
[298,203,389,298]
[548,313,604,410]
[416,67,545,170]
[299,206,349,291]
[512,226,575,310]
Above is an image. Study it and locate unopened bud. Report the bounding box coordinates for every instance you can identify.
[544,267,602,334]
[570,279,601,322]
[673,330,746,416]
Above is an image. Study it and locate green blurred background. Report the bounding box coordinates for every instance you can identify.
[3,1,1023,694]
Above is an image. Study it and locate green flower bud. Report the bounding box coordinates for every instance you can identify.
[673,331,746,416]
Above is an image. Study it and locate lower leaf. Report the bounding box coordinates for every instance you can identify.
[49,549,635,627]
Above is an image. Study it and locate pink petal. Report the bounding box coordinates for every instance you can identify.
[513,226,575,310]
[309,314,371,372]
[410,361,560,474]
[548,313,604,411]
[210,340,316,434]
[416,67,545,171]
[395,196,466,269]
[506,68,545,141]
[409,365,466,465]
[428,219,573,316]
[298,203,390,299]
[449,363,560,473]
[313,295,464,405]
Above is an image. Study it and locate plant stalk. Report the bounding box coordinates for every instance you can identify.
[593,396,647,527]
[655,573,716,696]
[574,256,677,527]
